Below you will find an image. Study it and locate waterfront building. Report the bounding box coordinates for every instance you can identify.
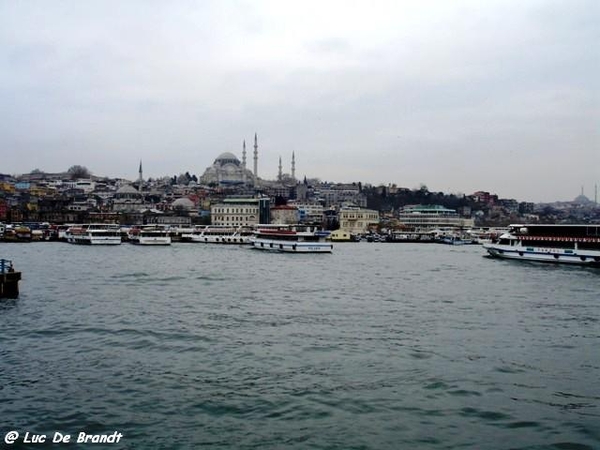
[211,197,270,227]
[339,206,380,234]
[396,205,474,230]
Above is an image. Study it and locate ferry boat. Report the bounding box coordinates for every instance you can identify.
[251,224,333,253]
[483,224,600,266]
[67,224,122,245]
[181,225,253,244]
[128,226,172,245]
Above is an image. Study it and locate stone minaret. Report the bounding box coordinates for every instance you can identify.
[138,160,143,193]
[253,133,258,183]
[278,156,283,181]
[242,140,247,185]
[291,151,296,181]
[242,140,247,168]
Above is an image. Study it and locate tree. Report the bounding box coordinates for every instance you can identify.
[67,165,91,179]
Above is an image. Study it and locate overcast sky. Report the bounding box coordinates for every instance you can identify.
[1,0,598,202]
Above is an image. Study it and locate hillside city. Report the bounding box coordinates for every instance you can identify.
[1,153,599,237]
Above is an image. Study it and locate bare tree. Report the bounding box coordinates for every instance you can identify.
[67,165,91,179]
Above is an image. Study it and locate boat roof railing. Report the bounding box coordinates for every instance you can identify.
[0,259,14,273]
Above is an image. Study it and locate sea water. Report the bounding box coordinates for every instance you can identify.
[1,242,598,449]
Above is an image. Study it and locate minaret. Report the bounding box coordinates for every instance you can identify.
[278,156,283,181]
[138,160,143,193]
[253,133,258,184]
[242,140,247,168]
[291,151,296,181]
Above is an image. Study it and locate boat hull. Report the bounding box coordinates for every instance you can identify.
[189,235,252,244]
[483,244,600,266]
[251,239,333,253]
[71,236,122,245]
[136,237,171,245]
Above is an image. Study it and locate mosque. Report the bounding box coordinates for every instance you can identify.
[199,134,296,187]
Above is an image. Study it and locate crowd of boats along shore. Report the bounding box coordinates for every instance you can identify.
[1,222,600,265]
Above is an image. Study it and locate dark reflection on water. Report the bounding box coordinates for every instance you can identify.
[1,242,599,449]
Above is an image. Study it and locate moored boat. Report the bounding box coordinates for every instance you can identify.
[128,226,172,245]
[67,224,122,245]
[2,225,32,242]
[181,225,253,244]
[251,224,333,253]
[439,235,473,245]
[483,224,600,266]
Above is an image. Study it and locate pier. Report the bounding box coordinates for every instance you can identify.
[1,259,21,298]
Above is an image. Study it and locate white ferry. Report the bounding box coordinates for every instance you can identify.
[67,224,122,245]
[483,224,600,266]
[181,225,253,244]
[128,226,172,245]
[251,224,333,253]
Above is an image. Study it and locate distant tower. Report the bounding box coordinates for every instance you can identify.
[253,133,258,183]
[242,140,247,168]
[138,160,143,193]
[291,151,296,181]
[595,184,598,204]
[278,156,283,181]
[241,140,247,185]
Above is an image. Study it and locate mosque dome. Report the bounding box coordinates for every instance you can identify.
[574,194,591,205]
[116,184,139,195]
[171,197,195,210]
[215,152,240,166]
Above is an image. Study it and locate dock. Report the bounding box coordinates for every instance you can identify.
[1,259,21,298]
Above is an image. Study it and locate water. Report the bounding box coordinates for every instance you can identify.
[1,242,599,449]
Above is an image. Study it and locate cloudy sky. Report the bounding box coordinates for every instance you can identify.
[0,0,598,202]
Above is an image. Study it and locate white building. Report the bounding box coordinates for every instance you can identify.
[289,201,324,224]
[211,198,261,227]
[396,205,474,230]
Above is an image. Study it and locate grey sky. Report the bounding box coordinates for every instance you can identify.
[1,0,598,202]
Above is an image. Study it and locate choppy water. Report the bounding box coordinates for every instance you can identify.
[1,242,599,449]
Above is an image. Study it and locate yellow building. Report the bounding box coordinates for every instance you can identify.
[339,206,379,234]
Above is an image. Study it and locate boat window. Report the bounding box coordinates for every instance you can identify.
[578,241,600,251]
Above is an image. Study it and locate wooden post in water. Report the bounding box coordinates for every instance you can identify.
[0,259,21,299]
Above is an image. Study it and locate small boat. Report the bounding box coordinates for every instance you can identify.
[483,224,600,266]
[67,224,122,245]
[440,235,473,245]
[2,225,32,242]
[251,224,333,253]
[128,226,172,245]
[181,225,253,244]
